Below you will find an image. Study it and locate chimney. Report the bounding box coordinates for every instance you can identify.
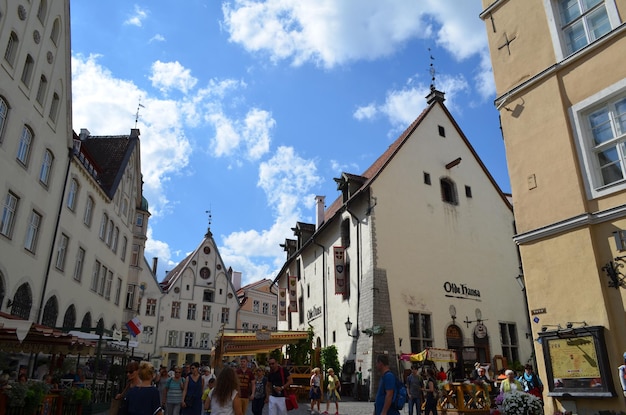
[152,257,158,275]
[315,195,326,229]
[130,128,140,138]
[79,128,90,141]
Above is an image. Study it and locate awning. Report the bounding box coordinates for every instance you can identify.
[400,348,457,363]
[0,313,96,355]
[215,330,310,358]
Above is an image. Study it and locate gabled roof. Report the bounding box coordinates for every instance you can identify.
[275,93,512,284]
[77,129,140,199]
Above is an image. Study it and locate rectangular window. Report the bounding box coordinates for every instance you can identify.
[121,236,128,262]
[4,32,18,66]
[16,126,32,166]
[252,323,259,331]
[90,260,101,291]
[500,322,519,364]
[184,332,195,348]
[55,234,69,271]
[67,179,78,211]
[114,277,122,305]
[35,75,48,105]
[438,125,446,137]
[423,172,431,185]
[262,302,269,315]
[171,301,181,318]
[83,197,93,227]
[39,150,53,186]
[409,312,433,353]
[271,304,277,316]
[21,55,34,87]
[202,305,211,321]
[142,326,154,344]
[614,230,626,251]
[126,284,136,310]
[0,192,18,238]
[465,185,473,198]
[49,93,59,122]
[24,210,42,252]
[187,303,197,320]
[559,0,611,54]
[146,298,157,316]
[203,289,214,302]
[200,333,210,348]
[167,330,178,347]
[104,270,113,300]
[136,213,144,227]
[73,247,85,282]
[98,266,107,295]
[131,244,140,266]
[221,307,229,324]
[111,227,119,253]
[253,300,260,313]
[99,213,107,240]
[242,322,249,331]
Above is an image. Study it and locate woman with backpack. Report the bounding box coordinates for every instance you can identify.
[164,367,185,415]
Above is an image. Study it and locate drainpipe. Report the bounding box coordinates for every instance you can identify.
[312,239,327,346]
[37,147,73,324]
[345,207,361,348]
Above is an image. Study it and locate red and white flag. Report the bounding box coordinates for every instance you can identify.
[126,317,142,337]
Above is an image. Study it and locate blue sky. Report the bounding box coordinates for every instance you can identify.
[69,1,509,285]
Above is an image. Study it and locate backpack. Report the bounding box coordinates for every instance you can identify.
[393,375,408,410]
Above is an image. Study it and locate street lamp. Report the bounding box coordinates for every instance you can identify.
[345,317,358,338]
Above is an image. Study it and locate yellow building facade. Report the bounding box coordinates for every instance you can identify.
[481,0,626,413]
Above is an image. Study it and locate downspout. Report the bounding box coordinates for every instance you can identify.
[37,147,73,324]
[312,239,327,346]
[345,207,361,342]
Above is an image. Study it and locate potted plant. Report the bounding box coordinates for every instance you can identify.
[3,380,47,415]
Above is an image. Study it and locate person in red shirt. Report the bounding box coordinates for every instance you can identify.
[436,367,447,382]
[236,357,255,415]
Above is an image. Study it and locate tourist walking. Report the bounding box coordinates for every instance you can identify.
[182,363,204,415]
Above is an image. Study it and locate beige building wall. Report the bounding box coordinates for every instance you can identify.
[481,0,626,412]
[237,279,277,332]
[0,0,73,322]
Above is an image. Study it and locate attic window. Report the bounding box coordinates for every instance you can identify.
[440,178,458,205]
[438,125,446,137]
[465,185,472,198]
[424,172,431,185]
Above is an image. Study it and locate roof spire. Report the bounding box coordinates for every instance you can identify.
[205,208,213,237]
[426,48,445,104]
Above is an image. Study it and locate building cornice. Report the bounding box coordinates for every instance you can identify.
[514,204,626,245]
[479,0,510,19]
[494,23,626,109]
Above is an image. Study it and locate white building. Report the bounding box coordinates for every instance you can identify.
[236,278,278,332]
[275,89,531,396]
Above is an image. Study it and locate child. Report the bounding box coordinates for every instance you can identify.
[202,378,216,415]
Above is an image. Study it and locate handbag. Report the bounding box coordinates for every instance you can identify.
[279,366,298,411]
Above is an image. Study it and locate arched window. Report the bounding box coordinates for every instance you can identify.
[50,18,60,46]
[10,283,32,320]
[62,305,76,329]
[39,149,53,186]
[83,196,94,226]
[96,318,104,333]
[81,312,92,330]
[440,178,458,205]
[20,54,34,87]
[16,125,33,165]
[49,92,60,122]
[99,213,108,240]
[4,32,18,67]
[0,96,8,142]
[41,296,58,327]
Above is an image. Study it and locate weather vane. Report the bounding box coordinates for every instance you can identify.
[134,98,145,128]
[205,209,212,230]
[428,48,436,91]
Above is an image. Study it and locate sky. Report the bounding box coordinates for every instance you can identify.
[69,0,509,286]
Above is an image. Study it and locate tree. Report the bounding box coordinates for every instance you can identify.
[321,345,341,375]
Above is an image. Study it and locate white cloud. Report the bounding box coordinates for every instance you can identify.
[150,61,198,94]
[124,5,148,27]
[353,103,378,121]
[208,108,275,160]
[149,34,166,43]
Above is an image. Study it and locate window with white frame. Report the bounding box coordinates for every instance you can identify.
[104,270,113,300]
[16,126,33,166]
[99,213,108,240]
[500,322,519,364]
[409,312,433,353]
[4,32,18,67]
[131,244,139,266]
[39,150,53,186]
[142,326,154,344]
[262,302,269,314]
[187,303,197,320]
[126,284,136,310]
[253,300,259,313]
[73,248,85,282]
[114,277,122,305]
[21,54,34,87]
[167,330,179,347]
[67,179,79,211]
[271,304,277,316]
[571,82,626,198]
[202,305,211,321]
[24,210,42,252]
[184,332,195,348]
[49,92,59,122]
[83,196,94,227]
[98,265,107,295]
[242,322,249,331]
[221,307,229,324]
[200,333,210,348]
[0,192,18,238]
[55,234,69,271]
[91,260,101,291]
[172,301,180,318]
[252,323,259,331]
[545,0,620,61]
[146,298,157,316]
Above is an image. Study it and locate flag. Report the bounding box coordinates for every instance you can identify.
[288,275,298,312]
[126,317,142,337]
[279,288,287,321]
[334,246,346,295]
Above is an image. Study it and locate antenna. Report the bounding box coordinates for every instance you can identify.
[135,99,145,128]
[428,48,436,91]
